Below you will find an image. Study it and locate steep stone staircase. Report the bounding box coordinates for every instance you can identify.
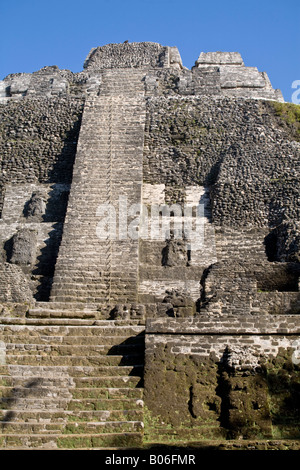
[50,70,146,305]
[0,314,145,449]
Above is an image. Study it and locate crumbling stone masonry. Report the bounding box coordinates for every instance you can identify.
[0,42,299,450]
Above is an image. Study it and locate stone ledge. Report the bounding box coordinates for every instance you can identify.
[146,315,300,335]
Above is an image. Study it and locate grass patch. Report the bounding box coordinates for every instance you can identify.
[269,101,300,140]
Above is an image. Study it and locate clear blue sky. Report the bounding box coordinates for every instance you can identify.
[1,0,299,102]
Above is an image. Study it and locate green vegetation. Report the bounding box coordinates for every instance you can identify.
[269,101,300,140]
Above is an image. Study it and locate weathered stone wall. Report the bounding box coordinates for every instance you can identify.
[0,97,83,300]
[0,97,83,214]
[199,260,300,316]
[143,96,300,228]
[141,94,299,319]
[144,318,300,442]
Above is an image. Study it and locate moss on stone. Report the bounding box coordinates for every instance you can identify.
[57,436,92,449]
[264,348,300,438]
[144,343,222,442]
[144,343,300,445]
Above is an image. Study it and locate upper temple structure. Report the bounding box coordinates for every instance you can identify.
[0,42,299,450]
[0,42,284,102]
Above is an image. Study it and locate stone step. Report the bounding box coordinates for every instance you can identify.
[74,376,142,388]
[0,409,143,422]
[0,321,145,330]
[0,432,143,449]
[72,388,143,400]
[50,280,138,288]
[0,318,107,326]
[100,88,145,95]
[0,323,145,333]
[0,397,144,412]
[144,425,226,441]
[50,276,138,285]
[0,335,144,346]
[0,420,143,434]
[50,295,138,304]
[27,309,98,319]
[101,77,145,83]
[48,291,117,299]
[48,281,136,290]
[3,343,144,356]
[4,354,143,367]
[99,83,144,89]
[34,302,98,311]
[100,79,145,86]
[49,285,138,294]
[67,398,144,411]
[52,260,136,268]
[65,420,144,434]
[100,88,144,94]
[39,297,137,306]
[0,375,141,388]
[0,386,143,400]
[0,365,143,378]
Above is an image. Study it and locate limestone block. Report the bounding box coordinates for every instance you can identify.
[7,74,31,96]
[220,65,265,89]
[196,52,244,66]
[168,46,183,69]
[0,81,8,98]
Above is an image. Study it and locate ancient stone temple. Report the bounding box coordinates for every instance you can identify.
[0,42,299,450]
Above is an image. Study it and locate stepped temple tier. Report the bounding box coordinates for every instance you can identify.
[0,42,299,450]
